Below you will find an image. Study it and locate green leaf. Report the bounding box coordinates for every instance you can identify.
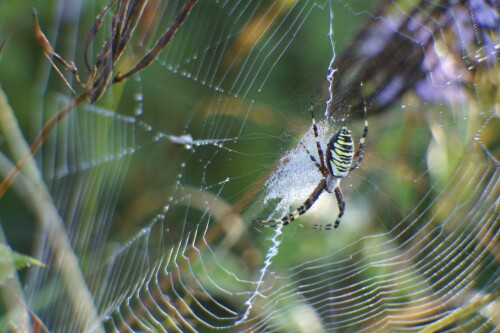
[0,244,45,282]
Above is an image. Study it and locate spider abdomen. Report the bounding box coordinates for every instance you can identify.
[327,127,354,178]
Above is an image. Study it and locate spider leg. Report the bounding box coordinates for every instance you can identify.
[255,180,326,227]
[298,141,325,174]
[310,102,328,172]
[313,186,345,230]
[349,99,368,171]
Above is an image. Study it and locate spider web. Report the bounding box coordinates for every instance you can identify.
[0,0,498,332]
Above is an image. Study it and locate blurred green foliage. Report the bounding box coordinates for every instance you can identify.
[0,0,498,332]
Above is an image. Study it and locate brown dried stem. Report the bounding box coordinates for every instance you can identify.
[114,0,198,83]
[0,0,198,198]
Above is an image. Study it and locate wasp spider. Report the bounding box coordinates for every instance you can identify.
[255,102,368,230]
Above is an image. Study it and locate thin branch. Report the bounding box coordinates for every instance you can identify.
[114,0,198,83]
[84,0,117,72]
[33,9,83,89]
[0,93,87,197]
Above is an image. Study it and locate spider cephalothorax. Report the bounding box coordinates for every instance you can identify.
[255,102,368,230]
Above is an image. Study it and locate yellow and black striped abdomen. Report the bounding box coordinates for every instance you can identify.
[326,127,354,178]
